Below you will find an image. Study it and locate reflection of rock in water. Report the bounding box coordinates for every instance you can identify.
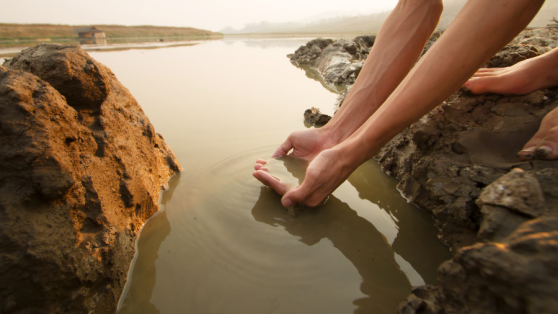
[118,174,180,313]
[251,187,411,314]
[80,38,108,45]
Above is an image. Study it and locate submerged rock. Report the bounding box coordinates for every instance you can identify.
[0,44,181,313]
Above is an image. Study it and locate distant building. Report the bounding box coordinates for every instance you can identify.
[74,26,106,44]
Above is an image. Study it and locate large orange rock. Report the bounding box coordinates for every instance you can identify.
[0,44,181,313]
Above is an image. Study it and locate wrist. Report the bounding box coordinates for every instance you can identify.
[332,137,369,172]
[319,118,355,147]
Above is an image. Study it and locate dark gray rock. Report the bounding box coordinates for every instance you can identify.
[304,107,331,126]
[288,35,376,89]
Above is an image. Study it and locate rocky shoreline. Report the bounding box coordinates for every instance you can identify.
[289,28,558,313]
[0,44,180,313]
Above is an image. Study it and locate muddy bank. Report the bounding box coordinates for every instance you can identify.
[0,44,180,313]
[290,28,558,313]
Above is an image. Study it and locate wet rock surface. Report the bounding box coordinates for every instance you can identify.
[303,106,331,126]
[288,36,375,88]
[291,28,558,313]
[376,87,558,252]
[0,44,181,313]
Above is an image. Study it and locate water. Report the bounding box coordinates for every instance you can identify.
[87,38,451,314]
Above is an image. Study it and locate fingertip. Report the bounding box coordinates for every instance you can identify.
[282,198,293,208]
[272,138,293,158]
[271,150,285,158]
[255,170,287,195]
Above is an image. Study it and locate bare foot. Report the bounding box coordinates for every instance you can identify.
[464,48,558,95]
[518,106,558,161]
[464,49,558,161]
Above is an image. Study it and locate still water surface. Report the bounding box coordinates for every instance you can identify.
[89,38,451,314]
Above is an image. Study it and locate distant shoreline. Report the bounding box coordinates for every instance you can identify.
[0,23,222,41]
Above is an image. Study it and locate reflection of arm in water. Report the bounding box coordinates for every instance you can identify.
[250,187,411,313]
[345,161,452,284]
[256,0,544,208]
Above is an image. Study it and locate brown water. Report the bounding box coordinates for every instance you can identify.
[88,38,451,314]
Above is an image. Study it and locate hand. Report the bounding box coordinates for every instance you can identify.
[253,128,338,197]
[281,147,357,207]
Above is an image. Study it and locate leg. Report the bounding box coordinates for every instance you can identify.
[518,107,558,160]
[464,48,558,95]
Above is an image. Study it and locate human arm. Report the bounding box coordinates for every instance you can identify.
[281,0,545,207]
[254,0,444,191]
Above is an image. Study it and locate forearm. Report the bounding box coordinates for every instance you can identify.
[322,0,444,144]
[341,0,545,164]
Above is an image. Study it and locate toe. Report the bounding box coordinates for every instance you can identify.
[518,146,536,161]
[464,76,506,94]
[535,126,558,160]
[472,68,504,77]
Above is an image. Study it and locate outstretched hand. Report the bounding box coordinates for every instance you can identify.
[281,148,356,207]
[254,134,359,208]
[253,128,339,201]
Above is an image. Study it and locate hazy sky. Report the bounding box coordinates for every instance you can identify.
[1,0,400,32]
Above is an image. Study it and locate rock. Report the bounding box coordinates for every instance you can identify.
[477,204,530,242]
[289,32,439,106]
[288,36,376,89]
[400,216,558,314]
[375,85,558,252]
[485,43,542,68]
[6,44,111,111]
[0,44,181,313]
[304,107,331,125]
[477,169,546,217]
[511,27,558,45]
[288,38,335,66]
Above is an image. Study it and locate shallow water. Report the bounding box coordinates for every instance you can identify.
[88,38,451,314]
[265,156,308,190]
